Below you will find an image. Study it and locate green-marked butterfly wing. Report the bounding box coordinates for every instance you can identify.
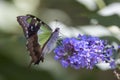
[17,14,59,66]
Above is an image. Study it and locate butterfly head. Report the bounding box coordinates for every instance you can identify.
[54,28,60,32]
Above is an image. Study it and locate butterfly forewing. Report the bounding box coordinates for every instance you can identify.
[17,15,40,38]
[38,25,52,47]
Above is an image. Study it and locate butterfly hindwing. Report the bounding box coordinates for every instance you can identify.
[17,14,45,65]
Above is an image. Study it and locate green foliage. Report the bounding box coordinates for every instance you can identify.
[91,14,120,27]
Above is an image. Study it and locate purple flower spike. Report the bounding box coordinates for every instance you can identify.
[54,34,116,69]
[60,60,69,68]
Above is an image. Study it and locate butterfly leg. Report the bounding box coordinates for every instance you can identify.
[40,56,44,62]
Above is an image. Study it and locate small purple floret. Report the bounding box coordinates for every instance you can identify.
[54,34,116,69]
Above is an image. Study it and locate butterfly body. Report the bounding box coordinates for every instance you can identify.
[17,14,59,65]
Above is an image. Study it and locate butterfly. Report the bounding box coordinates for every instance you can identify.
[17,14,59,66]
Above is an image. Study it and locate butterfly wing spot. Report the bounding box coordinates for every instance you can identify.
[20,16,23,19]
[39,21,42,23]
[31,26,34,31]
[26,30,28,34]
[24,25,27,29]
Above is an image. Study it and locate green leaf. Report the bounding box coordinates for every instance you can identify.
[90,14,120,27]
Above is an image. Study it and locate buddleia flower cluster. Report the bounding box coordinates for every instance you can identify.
[54,34,116,69]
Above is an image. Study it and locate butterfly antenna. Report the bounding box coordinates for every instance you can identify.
[54,19,66,37]
[55,19,61,28]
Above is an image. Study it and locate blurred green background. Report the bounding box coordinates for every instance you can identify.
[0,0,120,80]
